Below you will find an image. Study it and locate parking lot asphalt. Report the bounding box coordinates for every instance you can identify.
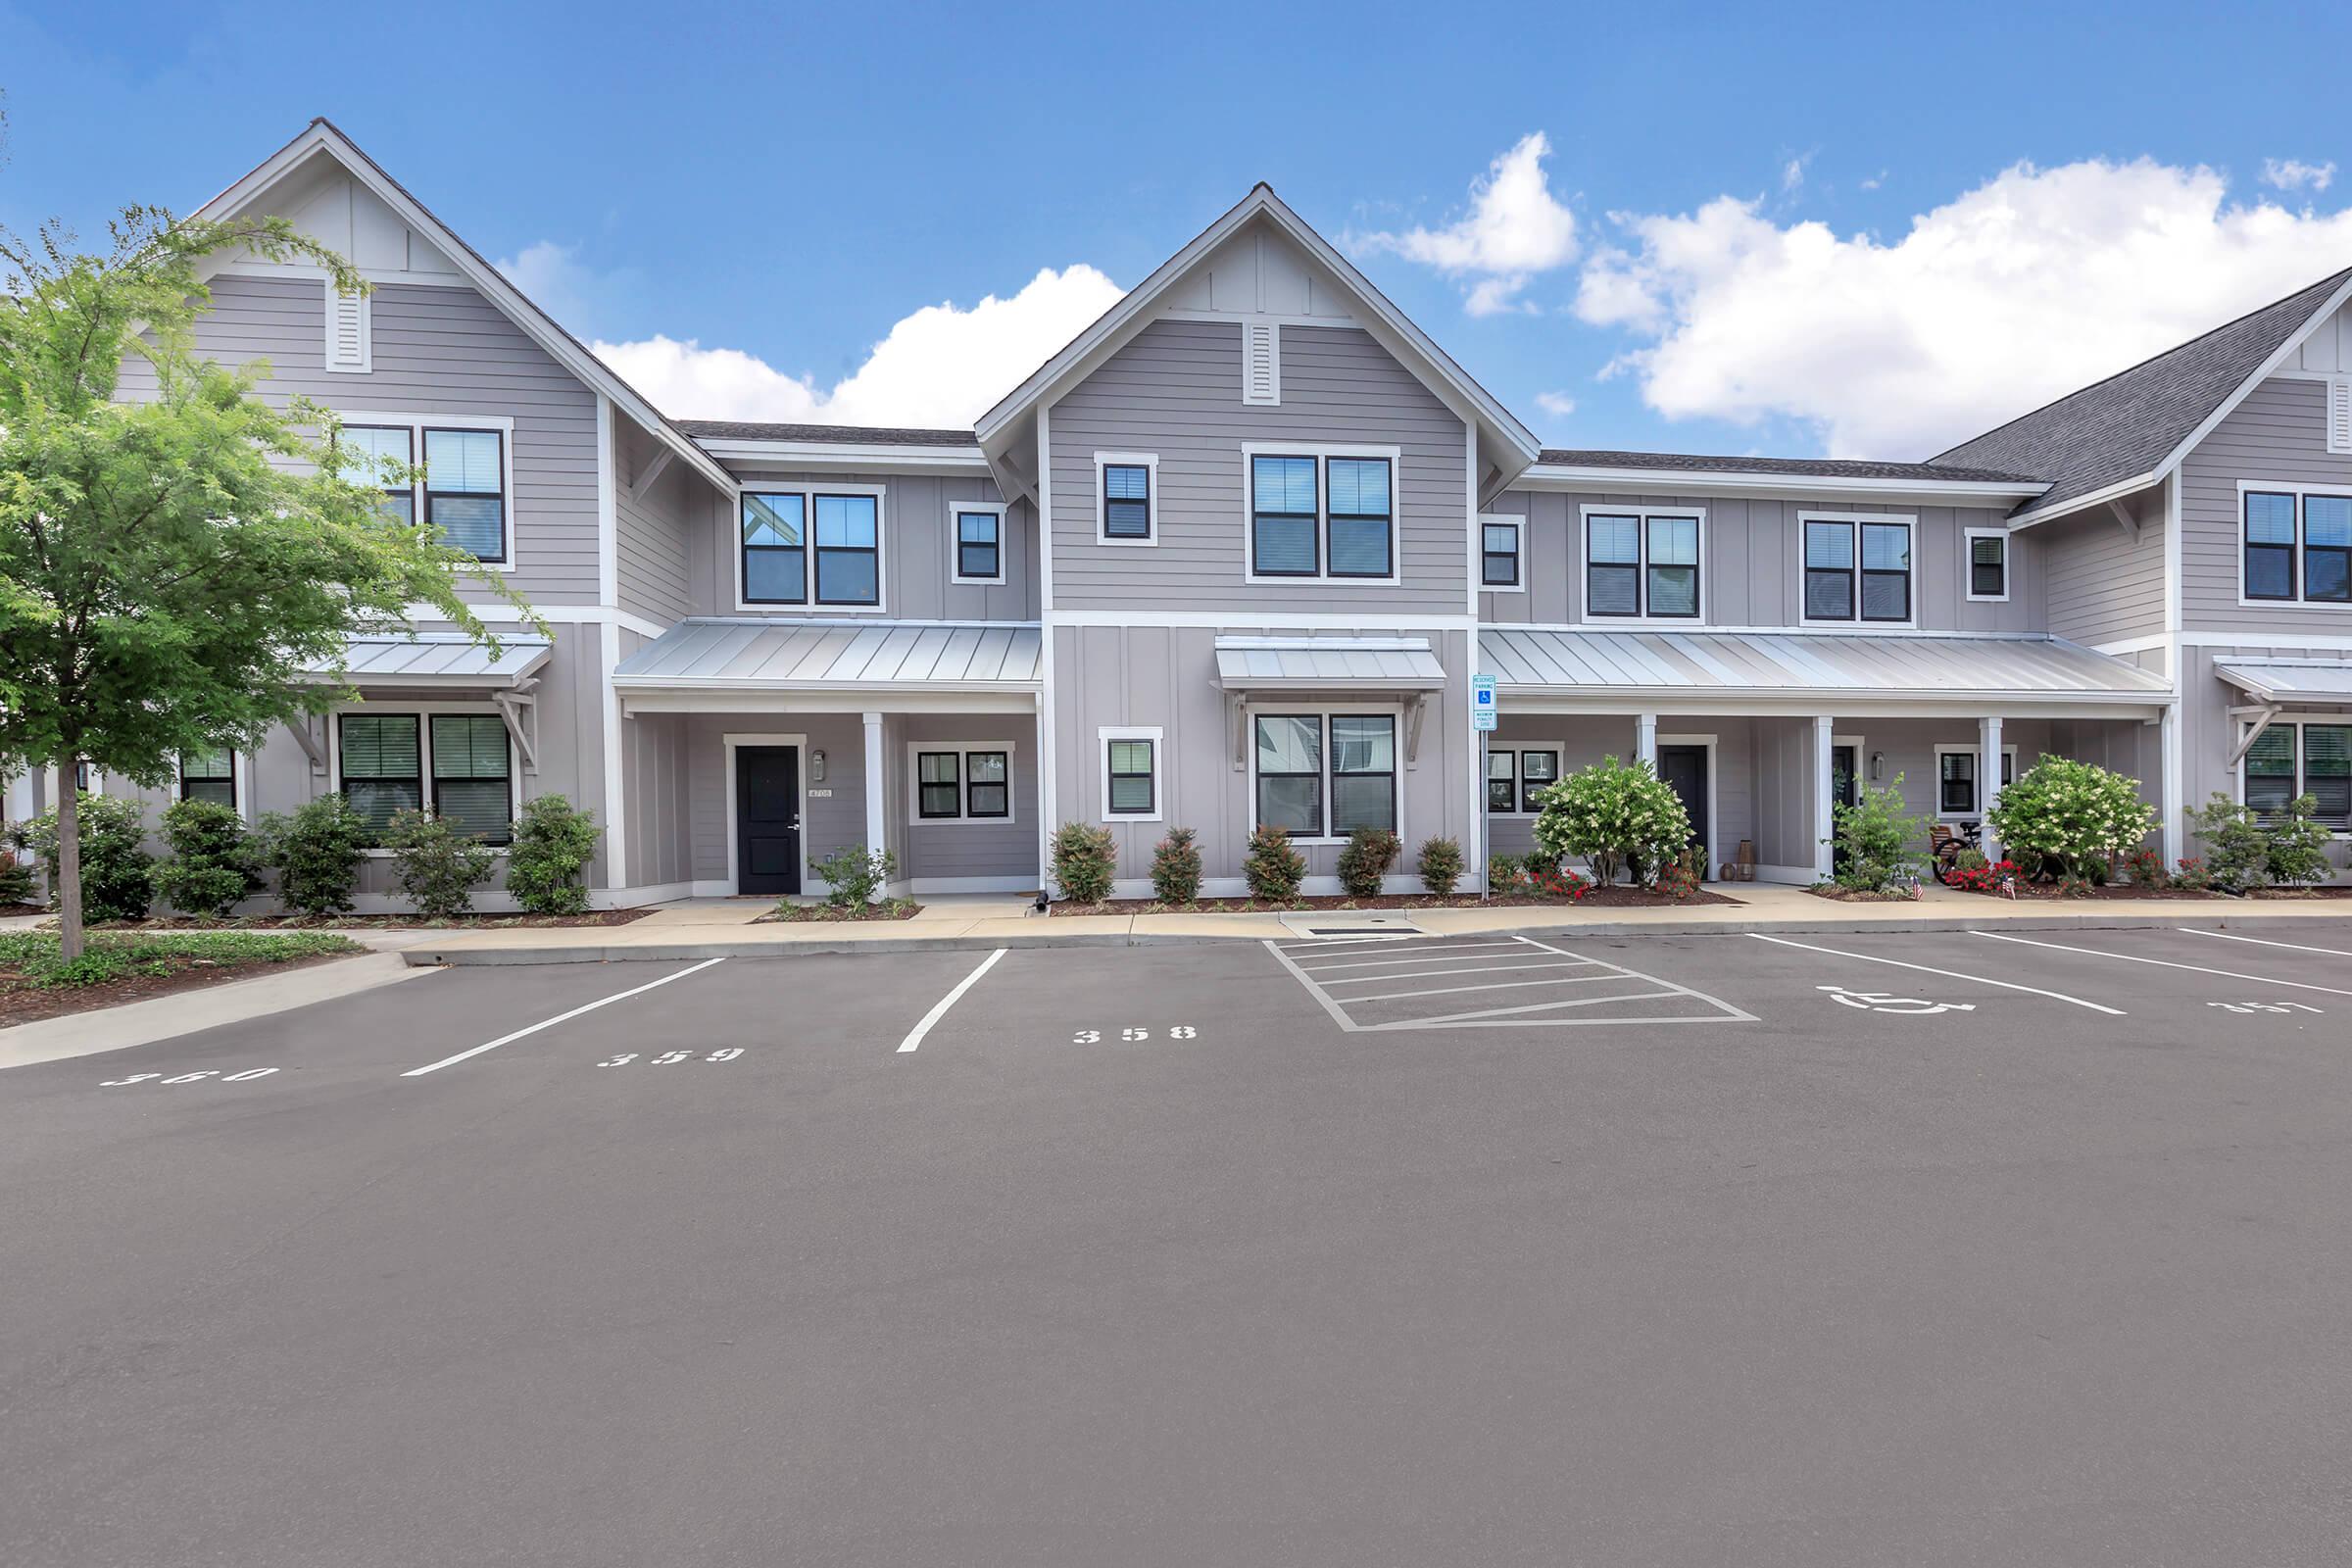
[4,923,2350,1566]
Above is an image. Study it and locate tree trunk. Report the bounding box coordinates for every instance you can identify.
[56,759,83,961]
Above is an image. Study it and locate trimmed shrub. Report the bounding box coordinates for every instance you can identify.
[507,795,602,915]
[1488,855,1527,894]
[153,799,263,917]
[24,793,153,921]
[1532,755,1690,888]
[1243,822,1305,903]
[2184,794,2270,893]
[1416,836,1464,896]
[1337,826,1400,898]
[1985,758,2158,883]
[1050,821,1116,905]
[1150,826,1202,905]
[810,845,895,909]
[382,808,498,919]
[262,796,370,918]
[2262,795,2336,888]
[1830,774,1930,892]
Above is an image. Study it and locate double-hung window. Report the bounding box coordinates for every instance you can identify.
[339,712,513,845]
[1935,746,2016,818]
[1583,510,1700,618]
[954,507,1004,583]
[1967,529,2009,601]
[1253,713,1396,839]
[430,715,514,844]
[2242,722,2352,826]
[1482,518,1522,587]
[1246,448,1400,582]
[1104,736,1156,816]
[910,744,1014,823]
[2243,488,2352,604]
[423,428,508,563]
[1804,514,1913,623]
[339,714,423,837]
[1102,460,1153,541]
[1487,748,1560,813]
[179,749,236,808]
[739,490,885,608]
[339,425,415,525]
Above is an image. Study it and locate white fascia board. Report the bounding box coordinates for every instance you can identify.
[699,438,991,473]
[192,122,736,499]
[1494,686,2175,711]
[2004,471,2166,530]
[611,676,1043,694]
[1515,465,2049,506]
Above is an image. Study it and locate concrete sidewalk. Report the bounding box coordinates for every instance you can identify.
[398,883,2352,966]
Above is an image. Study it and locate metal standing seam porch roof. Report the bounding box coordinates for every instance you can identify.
[2214,658,2352,706]
[612,618,1043,690]
[1211,636,1449,691]
[308,633,552,687]
[1480,628,2174,705]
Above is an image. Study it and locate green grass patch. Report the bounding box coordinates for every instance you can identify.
[0,930,365,989]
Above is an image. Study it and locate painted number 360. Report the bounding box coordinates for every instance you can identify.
[1070,1026,1197,1044]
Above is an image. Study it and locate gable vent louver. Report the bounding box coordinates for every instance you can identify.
[1243,320,1280,407]
[2328,377,2352,455]
[324,281,371,374]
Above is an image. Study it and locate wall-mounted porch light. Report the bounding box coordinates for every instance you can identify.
[810,749,827,783]
[1869,751,1887,782]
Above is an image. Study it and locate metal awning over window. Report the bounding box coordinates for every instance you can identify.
[2215,657,2352,706]
[309,633,552,688]
[612,617,1043,714]
[1213,636,1449,769]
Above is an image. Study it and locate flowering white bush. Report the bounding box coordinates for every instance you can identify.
[1531,755,1691,887]
[1985,757,2157,881]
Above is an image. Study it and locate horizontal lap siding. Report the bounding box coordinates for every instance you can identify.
[2042,499,2166,645]
[615,427,704,625]
[1050,320,1467,613]
[2182,376,2352,635]
[118,274,602,605]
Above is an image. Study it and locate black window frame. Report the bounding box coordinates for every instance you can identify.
[964,750,1010,820]
[1486,748,1517,813]
[1328,714,1398,836]
[1968,530,2008,600]
[428,713,514,847]
[955,508,1003,583]
[1586,513,1642,617]
[1323,456,1395,579]
[1482,519,1521,587]
[1253,712,1324,838]
[1518,748,1559,813]
[1937,749,1978,816]
[741,491,809,606]
[1804,516,1913,624]
[2244,722,2352,827]
[2301,491,2352,605]
[915,751,961,819]
[1106,738,1156,816]
[1250,454,1321,578]
[179,748,236,809]
[811,492,882,608]
[421,425,509,564]
[2243,490,2298,603]
[337,712,424,841]
[338,423,416,526]
[1642,513,1702,619]
[1102,463,1152,541]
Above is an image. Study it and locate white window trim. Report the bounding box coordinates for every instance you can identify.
[1239,442,1406,587]
[173,748,252,824]
[1479,514,1525,594]
[327,702,520,857]
[1098,725,1164,823]
[1933,742,2019,822]
[2234,479,2352,610]
[322,279,371,374]
[1485,743,1563,816]
[1244,702,1404,848]
[732,482,890,614]
[1577,504,1707,624]
[1963,525,2011,604]
[1094,452,1159,548]
[906,740,1018,827]
[949,499,1009,586]
[2236,716,2352,839]
[1798,510,1918,629]
[335,411,518,574]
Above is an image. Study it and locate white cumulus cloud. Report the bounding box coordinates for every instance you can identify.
[1535,390,1578,418]
[2262,157,2336,193]
[1353,132,1580,317]
[1575,157,2352,457]
[587,265,1125,428]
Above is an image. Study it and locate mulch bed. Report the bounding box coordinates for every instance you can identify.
[1807,886,1923,903]
[0,949,362,1029]
[1948,882,2229,901]
[1050,887,1742,915]
[758,900,923,923]
[83,908,655,931]
[2244,886,2352,899]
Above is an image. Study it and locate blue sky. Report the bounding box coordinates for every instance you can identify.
[6,0,2351,459]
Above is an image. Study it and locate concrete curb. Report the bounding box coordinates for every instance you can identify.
[400,906,2345,966]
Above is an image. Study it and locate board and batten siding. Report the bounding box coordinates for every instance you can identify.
[1480,488,2034,631]
[116,273,603,606]
[2180,375,2352,635]
[2040,487,2168,646]
[2179,642,2352,881]
[1049,320,1470,614]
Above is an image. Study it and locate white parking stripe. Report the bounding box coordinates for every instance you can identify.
[1394,991,1687,1028]
[1748,933,2126,1015]
[402,957,730,1077]
[1513,936,1757,1021]
[1343,971,1633,1004]
[896,949,1009,1054]
[1262,940,1363,1032]
[1295,943,1530,971]
[2182,927,2352,960]
[1321,959,1595,988]
[1972,930,2352,998]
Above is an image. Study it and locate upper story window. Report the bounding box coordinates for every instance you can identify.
[1584,509,1701,619]
[333,416,513,564]
[953,505,1005,585]
[738,488,886,611]
[178,749,236,809]
[2243,487,2352,605]
[1098,455,1156,543]
[1481,518,1522,588]
[1803,514,1913,624]
[1245,446,1399,584]
[1966,528,2009,602]
[340,425,414,524]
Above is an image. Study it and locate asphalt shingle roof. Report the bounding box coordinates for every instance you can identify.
[1932,267,2352,514]
[1536,449,2039,485]
[677,420,979,447]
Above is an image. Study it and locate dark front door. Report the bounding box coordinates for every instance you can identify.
[1656,745,1709,875]
[1831,744,1860,875]
[736,747,802,896]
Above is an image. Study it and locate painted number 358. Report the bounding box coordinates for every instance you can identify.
[1070,1026,1197,1044]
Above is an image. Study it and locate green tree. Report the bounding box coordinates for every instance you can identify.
[0,206,532,957]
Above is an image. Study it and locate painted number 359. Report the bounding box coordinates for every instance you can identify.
[1070,1026,1197,1044]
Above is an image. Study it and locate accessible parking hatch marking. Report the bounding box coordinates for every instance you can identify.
[1268,933,1752,1032]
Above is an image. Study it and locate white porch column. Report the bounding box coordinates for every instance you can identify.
[1635,711,1658,769]
[1812,716,1836,880]
[1980,714,2005,862]
[861,710,886,867]
[2159,703,2182,868]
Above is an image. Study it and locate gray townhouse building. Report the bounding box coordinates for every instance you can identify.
[12,120,2350,904]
